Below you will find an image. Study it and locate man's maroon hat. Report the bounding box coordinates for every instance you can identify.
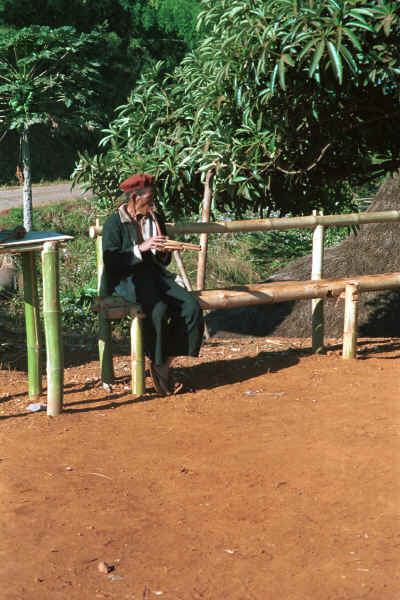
[120,173,154,193]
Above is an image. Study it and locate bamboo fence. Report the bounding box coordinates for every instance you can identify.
[90,207,400,379]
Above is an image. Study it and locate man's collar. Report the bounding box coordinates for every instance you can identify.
[118,203,154,224]
[118,203,132,223]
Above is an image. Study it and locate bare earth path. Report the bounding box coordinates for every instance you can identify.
[0,183,91,212]
[0,335,399,600]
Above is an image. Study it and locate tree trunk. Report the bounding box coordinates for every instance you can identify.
[196,169,214,339]
[21,128,33,232]
[196,169,214,291]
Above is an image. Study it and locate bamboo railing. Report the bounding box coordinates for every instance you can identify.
[90,208,400,376]
[89,209,400,239]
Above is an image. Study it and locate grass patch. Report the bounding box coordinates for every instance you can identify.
[0,199,99,340]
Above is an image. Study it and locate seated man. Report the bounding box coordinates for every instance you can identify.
[102,173,204,395]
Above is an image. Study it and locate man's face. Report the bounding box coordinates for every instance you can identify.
[130,186,155,216]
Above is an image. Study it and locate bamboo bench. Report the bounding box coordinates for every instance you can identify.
[92,273,400,395]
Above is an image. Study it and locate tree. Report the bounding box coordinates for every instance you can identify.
[0,25,105,230]
[74,0,400,220]
[0,1,203,87]
[0,1,203,187]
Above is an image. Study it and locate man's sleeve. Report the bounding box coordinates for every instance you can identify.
[102,214,143,277]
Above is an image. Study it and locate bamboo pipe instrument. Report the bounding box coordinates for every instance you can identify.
[162,239,201,252]
[88,225,200,251]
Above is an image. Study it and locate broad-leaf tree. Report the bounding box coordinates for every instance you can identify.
[75,0,400,219]
[0,25,105,230]
[0,0,202,94]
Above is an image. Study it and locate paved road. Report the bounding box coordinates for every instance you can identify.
[0,183,92,213]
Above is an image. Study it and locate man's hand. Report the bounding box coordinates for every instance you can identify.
[138,236,167,253]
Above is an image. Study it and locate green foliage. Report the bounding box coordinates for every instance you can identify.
[0,126,99,186]
[145,0,202,48]
[0,199,99,334]
[73,151,122,213]
[76,0,400,220]
[0,25,109,227]
[0,25,105,134]
[60,285,97,333]
[0,0,202,46]
[0,2,203,186]
[0,1,202,95]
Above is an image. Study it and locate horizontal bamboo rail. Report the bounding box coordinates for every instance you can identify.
[89,210,400,238]
[167,210,400,234]
[193,272,400,310]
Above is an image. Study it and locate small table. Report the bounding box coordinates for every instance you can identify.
[0,231,73,415]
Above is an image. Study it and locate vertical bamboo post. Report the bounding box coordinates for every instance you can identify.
[130,314,145,395]
[42,242,63,415]
[22,251,42,399]
[96,227,114,384]
[311,210,325,353]
[342,283,359,359]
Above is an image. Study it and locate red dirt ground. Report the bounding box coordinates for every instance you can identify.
[1,335,399,600]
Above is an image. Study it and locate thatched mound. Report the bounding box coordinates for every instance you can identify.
[207,172,400,338]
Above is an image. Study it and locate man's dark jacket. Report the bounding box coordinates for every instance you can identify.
[102,208,172,294]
